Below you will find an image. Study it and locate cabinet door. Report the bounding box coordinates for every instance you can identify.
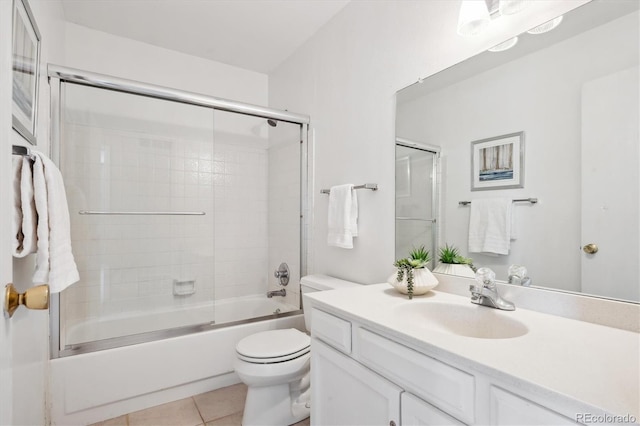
[402,393,465,426]
[312,339,402,426]
[490,386,575,425]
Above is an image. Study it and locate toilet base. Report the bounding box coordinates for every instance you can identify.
[242,382,310,426]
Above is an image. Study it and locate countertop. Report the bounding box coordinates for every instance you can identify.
[305,284,640,420]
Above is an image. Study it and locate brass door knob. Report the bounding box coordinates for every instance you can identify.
[583,243,598,254]
[4,283,49,318]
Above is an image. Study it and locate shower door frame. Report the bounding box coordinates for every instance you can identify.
[48,65,311,358]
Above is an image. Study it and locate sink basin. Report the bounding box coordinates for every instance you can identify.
[393,302,528,339]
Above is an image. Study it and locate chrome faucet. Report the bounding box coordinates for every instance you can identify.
[470,267,515,311]
[267,288,286,298]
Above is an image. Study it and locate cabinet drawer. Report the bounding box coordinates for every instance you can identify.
[357,328,475,424]
[311,309,352,354]
[490,386,575,425]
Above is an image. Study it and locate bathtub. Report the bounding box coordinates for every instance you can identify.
[50,295,304,425]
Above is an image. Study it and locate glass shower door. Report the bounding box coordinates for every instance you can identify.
[58,82,216,349]
[395,143,439,268]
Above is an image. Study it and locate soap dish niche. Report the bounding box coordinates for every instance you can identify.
[173,279,196,296]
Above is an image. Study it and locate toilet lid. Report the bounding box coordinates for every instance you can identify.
[236,329,310,362]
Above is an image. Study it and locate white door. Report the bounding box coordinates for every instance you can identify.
[311,339,402,426]
[581,66,639,301]
[1,1,49,424]
[1,1,15,422]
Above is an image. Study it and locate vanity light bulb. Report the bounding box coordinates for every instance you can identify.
[457,0,491,36]
[499,0,528,15]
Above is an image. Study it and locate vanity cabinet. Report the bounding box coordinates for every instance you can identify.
[311,308,577,426]
[312,339,402,426]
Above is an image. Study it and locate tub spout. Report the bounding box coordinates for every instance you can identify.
[267,289,286,298]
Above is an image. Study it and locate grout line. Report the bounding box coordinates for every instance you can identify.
[192,396,206,424]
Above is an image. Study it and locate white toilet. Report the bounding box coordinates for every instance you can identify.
[234,274,360,426]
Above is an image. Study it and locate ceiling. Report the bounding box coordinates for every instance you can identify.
[61,0,350,74]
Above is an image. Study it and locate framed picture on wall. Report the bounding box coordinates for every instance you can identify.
[471,131,524,191]
[12,0,41,145]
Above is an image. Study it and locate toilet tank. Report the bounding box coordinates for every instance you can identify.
[300,274,361,331]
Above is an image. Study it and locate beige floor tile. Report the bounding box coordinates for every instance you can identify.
[204,411,243,426]
[193,383,248,422]
[292,417,310,426]
[89,415,129,426]
[128,397,203,426]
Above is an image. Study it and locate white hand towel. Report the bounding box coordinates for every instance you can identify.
[12,157,37,257]
[327,184,358,249]
[468,198,513,255]
[31,151,80,293]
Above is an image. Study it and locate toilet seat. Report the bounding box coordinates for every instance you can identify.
[236,328,310,364]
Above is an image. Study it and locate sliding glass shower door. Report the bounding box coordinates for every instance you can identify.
[395,143,439,269]
[59,82,216,348]
[54,75,306,356]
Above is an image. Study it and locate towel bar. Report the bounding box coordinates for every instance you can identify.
[320,183,378,194]
[79,210,206,216]
[459,198,538,206]
[12,144,36,160]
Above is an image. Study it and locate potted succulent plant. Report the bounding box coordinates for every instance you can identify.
[388,246,439,299]
[433,244,476,278]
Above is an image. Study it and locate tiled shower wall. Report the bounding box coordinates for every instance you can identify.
[60,86,271,342]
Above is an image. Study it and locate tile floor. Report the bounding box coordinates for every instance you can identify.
[90,383,311,426]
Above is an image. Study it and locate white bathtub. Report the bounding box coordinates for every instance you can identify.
[63,294,296,347]
[51,295,304,425]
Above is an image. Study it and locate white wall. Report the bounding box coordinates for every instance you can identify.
[396,12,639,292]
[63,22,267,105]
[269,0,590,284]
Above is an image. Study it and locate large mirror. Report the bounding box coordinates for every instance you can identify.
[395,0,639,303]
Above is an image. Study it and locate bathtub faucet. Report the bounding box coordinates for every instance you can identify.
[267,288,286,298]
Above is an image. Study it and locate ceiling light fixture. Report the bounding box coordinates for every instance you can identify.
[457,0,529,37]
[457,0,491,36]
[487,36,519,52]
[527,16,564,35]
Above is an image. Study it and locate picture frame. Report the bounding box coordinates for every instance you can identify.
[12,0,41,145]
[470,131,524,191]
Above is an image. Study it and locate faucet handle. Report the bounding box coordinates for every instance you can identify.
[508,264,527,279]
[508,264,531,286]
[475,267,496,289]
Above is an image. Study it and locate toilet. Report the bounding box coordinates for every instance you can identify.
[234,274,360,426]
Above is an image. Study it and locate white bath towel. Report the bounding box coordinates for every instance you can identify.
[12,156,37,257]
[327,184,358,249]
[468,198,513,255]
[31,151,80,293]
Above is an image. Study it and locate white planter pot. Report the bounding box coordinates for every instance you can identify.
[433,263,476,278]
[387,267,439,296]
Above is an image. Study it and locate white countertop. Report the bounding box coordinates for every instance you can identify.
[306,284,640,420]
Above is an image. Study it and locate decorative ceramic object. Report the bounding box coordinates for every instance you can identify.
[387,267,439,296]
[433,263,476,278]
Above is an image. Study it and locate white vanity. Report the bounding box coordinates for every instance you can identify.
[304,283,639,425]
